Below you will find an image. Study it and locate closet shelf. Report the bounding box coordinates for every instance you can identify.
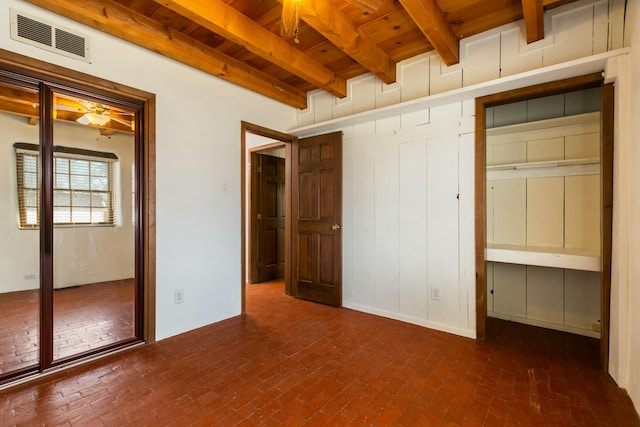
[487,158,599,180]
[485,243,600,272]
[486,112,600,137]
[487,157,599,171]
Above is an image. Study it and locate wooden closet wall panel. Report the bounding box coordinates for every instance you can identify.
[526,137,564,162]
[373,144,400,312]
[486,262,494,313]
[426,137,460,325]
[565,269,600,330]
[565,175,600,251]
[493,263,526,317]
[491,179,526,245]
[566,132,600,159]
[527,177,564,247]
[526,266,564,324]
[486,182,495,245]
[399,141,428,319]
[489,141,526,165]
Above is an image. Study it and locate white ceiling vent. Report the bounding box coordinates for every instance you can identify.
[10,9,90,63]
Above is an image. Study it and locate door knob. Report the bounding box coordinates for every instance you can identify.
[332,224,341,230]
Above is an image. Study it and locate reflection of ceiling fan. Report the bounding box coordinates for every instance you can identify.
[54,94,134,130]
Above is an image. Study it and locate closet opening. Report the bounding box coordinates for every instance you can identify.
[475,73,613,370]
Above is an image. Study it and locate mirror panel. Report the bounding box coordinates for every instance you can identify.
[51,92,136,361]
[0,82,41,376]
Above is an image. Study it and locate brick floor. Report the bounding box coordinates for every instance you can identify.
[0,289,39,374]
[1,279,638,426]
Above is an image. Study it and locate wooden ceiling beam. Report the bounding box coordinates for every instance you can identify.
[282,0,396,84]
[522,0,545,43]
[0,98,39,119]
[0,84,38,125]
[151,0,347,98]
[0,83,38,106]
[23,0,308,109]
[399,0,459,66]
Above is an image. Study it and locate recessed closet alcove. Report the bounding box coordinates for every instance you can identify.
[475,74,613,369]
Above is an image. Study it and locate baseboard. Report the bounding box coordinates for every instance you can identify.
[343,301,476,339]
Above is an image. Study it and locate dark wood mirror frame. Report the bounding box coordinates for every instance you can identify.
[0,48,156,350]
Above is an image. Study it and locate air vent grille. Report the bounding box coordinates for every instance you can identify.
[17,14,52,46]
[55,28,86,57]
[10,9,90,63]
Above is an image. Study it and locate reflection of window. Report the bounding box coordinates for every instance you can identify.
[15,143,118,228]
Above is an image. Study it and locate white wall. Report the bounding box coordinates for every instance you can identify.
[0,112,135,291]
[0,0,297,340]
[614,0,640,412]
[341,105,476,337]
[0,113,39,292]
[298,0,623,339]
[51,120,136,289]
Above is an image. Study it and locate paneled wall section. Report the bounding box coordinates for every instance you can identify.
[299,0,621,338]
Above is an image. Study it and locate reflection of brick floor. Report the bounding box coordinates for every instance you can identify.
[2,279,639,426]
[0,279,134,375]
[0,289,39,375]
[54,279,135,360]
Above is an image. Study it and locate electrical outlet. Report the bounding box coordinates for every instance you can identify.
[174,289,184,304]
[24,274,36,280]
[431,287,440,301]
[592,322,601,332]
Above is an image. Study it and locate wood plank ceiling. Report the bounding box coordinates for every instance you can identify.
[22,0,579,109]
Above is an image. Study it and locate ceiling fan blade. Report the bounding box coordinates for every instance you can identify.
[77,99,97,110]
[54,94,89,113]
[55,104,87,113]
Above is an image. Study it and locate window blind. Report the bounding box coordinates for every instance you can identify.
[14,143,119,228]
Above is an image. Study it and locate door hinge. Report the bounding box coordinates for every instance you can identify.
[257,166,262,173]
[257,213,261,220]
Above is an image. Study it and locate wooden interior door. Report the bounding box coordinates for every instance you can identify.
[256,153,286,282]
[291,132,342,306]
